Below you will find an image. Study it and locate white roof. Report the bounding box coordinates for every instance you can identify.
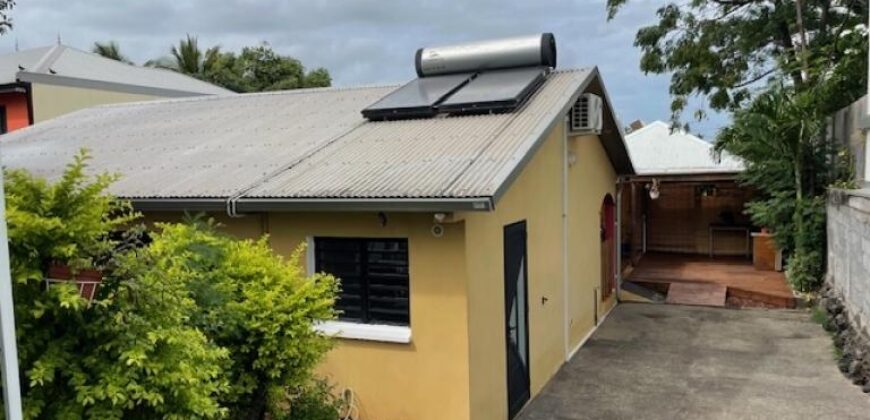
[0,67,632,212]
[625,121,743,175]
[0,44,232,96]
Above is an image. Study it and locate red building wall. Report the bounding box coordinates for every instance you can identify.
[0,91,31,133]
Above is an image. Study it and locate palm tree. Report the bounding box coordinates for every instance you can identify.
[170,34,203,75]
[92,41,132,64]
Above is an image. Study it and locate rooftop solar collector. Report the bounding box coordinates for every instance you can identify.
[361,73,472,120]
[438,67,548,115]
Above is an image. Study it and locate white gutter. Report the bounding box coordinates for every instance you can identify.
[561,117,571,361]
[0,167,23,420]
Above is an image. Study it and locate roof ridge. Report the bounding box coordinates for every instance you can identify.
[82,83,400,111]
[30,44,65,73]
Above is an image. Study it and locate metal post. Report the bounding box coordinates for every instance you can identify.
[0,167,22,420]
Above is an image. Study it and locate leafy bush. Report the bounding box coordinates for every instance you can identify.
[122,217,338,419]
[3,154,339,419]
[5,152,228,419]
[282,379,343,420]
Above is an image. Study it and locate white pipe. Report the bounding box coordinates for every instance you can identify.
[561,117,570,361]
[0,167,23,420]
[615,179,623,300]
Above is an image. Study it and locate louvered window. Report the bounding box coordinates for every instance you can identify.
[314,237,410,326]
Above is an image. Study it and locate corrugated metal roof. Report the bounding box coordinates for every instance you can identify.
[626,121,744,175]
[0,44,232,95]
[1,86,393,198]
[0,67,632,210]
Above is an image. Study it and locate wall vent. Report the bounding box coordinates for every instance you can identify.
[569,93,603,135]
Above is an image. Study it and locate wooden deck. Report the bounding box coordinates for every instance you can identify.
[626,252,796,308]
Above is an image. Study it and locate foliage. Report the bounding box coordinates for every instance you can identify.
[0,0,12,34]
[282,379,343,420]
[606,0,868,127]
[4,151,228,419]
[129,217,338,419]
[3,153,339,419]
[149,37,332,93]
[715,85,848,291]
[785,197,827,291]
[171,34,205,75]
[92,41,132,64]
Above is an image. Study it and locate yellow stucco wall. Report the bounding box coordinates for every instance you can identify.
[30,83,164,123]
[566,134,617,348]
[144,211,472,420]
[461,123,616,420]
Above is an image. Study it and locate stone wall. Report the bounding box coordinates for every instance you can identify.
[827,190,870,335]
[826,190,870,391]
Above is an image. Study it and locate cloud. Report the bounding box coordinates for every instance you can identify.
[0,0,727,136]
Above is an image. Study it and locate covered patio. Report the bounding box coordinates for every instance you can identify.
[617,121,795,308]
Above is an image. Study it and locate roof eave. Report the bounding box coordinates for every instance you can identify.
[490,67,634,205]
[130,197,494,213]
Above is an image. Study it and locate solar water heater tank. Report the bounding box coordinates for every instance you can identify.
[415,33,556,77]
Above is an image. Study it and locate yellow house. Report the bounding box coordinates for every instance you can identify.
[0,43,232,134]
[2,36,634,420]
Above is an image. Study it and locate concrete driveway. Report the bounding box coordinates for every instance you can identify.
[519,303,870,420]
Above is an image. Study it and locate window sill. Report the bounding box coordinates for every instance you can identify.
[315,320,412,344]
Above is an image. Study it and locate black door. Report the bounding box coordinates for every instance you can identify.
[504,221,530,419]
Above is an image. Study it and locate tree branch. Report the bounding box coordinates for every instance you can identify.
[733,68,776,88]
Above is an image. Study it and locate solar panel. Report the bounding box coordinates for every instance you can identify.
[437,67,547,115]
[361,73,472,120]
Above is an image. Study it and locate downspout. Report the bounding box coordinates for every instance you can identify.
[561,116,570,362]
[615,178,623,301]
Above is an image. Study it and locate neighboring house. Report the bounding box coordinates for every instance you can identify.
[0,44,232,133]
[1,51,634,419]
[620,120,752,260]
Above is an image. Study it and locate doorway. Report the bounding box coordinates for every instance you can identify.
[504,221,530,419]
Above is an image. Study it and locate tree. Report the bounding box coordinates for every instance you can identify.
[171,34,204,75]
[607,0,868,127]
[0,0,13,34]
[4,152,228,419]
[714,84,853,291]
[231,43,332,92]
[149,38,332,92]
[92,41,132,64]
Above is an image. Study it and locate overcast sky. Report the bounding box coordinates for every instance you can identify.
[0,0,727,137]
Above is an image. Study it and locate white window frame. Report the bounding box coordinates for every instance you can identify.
[307,236,412,344]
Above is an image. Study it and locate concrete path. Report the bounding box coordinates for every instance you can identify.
[519,303,870,420]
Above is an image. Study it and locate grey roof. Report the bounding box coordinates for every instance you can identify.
[0,44,232,96]
[0,67,632,212]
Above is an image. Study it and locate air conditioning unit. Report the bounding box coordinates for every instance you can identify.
[569,93,603,135]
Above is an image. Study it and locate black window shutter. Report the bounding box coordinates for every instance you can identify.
[315,237,409,326]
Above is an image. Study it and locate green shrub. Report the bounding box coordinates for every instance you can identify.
[3,154,339,419]
[128,218,339,419]
[283,379,343,420]
[5,152,228,419]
